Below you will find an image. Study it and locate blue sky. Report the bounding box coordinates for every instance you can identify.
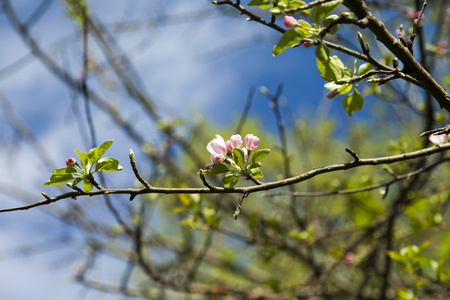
[0,0,426,299]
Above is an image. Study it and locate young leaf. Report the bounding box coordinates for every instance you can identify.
[44,172,75,186]
[249,162,262,169]
[324,81,352,95]
[94,157,123,173]
[357,62,372,76]
[202,163,229,175]
[251,149,270,163]
[88,140,113,163]
[323,14,339,34]
[248,0,272,9]
[343,88,364,116]
[311,0,343,22]
[233,148,245,169]
[273,28,306,56]
[82,178,94,191]
[74,150,89,168]
[222,172,240,188]
[388,251,408,265]
[51,167,75,175]
[71,177,82,187]
[315,43,345,81]
[249,167,263,178]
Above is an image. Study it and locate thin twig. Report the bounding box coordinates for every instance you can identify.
[129,149,152,189]
[2,143,449,213]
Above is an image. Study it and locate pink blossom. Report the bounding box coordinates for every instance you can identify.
[406,8,424,21]
[207,135,227,155]
[228,134,242,148]
[284,16,299,29]
[344,252,354,264]
[244,134,260,150]
[66,157,77,167]
[207,135,227,164]
[210,153,225,164]
[225,140,233,152]
[204,163,213,170]
[429,134,448,145]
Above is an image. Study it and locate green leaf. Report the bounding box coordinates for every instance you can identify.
[357,62,372,76]
[273,28,306,56]
[286,1,308,12]
[50,167,75,175]
[94,157,123,173]
[343,88,363,116]
[249,162,262,169]
[222,172,240,188]
[248,0,272,9]
[88,140,113,163]
[251,149,270,163]
[249,167,263,178]
[315,43,345,81]
[82,178,93,191]
[233,148,245,169]
[323,14,339,34]
[74,150,89,168]
[311,0,343,22]
[44,172,75,186]
[388,251,408,265]
[202,163,229,175]
[324,81,352,95]
[395,289,415,300]
[71,177,82,187]
[315,42,330,61]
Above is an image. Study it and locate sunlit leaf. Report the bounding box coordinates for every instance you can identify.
[273,28,306,56]
[343,88,364,116]
[222,172,240,188]
[44,172,75,186]
[233,147,245,169]
[251,149,270,163]
[202,163,229,175]
[94,157,123,172]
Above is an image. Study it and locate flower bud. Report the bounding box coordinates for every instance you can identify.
[284,16,299,29]
[229,134,243,148]
[303,40,312,48]
[244,134,260,150]
[66,157,77,167]
[326,89,340,99]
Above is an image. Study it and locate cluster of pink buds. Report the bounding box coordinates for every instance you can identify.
[205,134,260,169]
[202,133,269,189]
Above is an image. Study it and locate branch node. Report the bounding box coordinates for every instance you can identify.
[345,148,360,161]
[41,192,51,201]
[199,170,217,190]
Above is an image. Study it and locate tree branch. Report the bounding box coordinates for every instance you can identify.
[342,0,450,112]
[2,143,449,213]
